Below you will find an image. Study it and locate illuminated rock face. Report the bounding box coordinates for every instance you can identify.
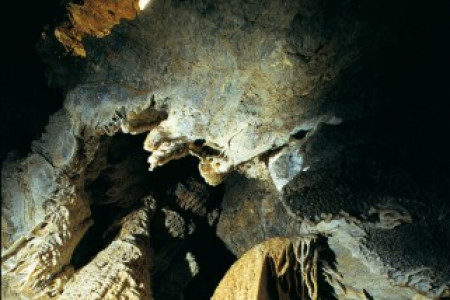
[55,0,141,57]
[55,0,358,186]
[59,197,155,300]
[2,0,450,299]
[212,237,319,300]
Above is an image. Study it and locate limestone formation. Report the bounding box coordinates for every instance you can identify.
[2,0,450,299]
[59,196,155,299]
[212,237,318,300]
[217,124,450,299]
[52,0,363,186]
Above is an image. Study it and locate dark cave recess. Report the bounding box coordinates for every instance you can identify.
[70,133,236,300]
[2,0,65,161]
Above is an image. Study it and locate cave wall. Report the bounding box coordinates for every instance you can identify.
[2,0,450,299]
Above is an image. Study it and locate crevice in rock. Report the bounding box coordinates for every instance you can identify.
[182,214,237,299]
[70,203,124,269]
[68,131,236,299]
[316,236,338,300]
[291,129,312,140]
[259,146,287,166]
[193,139,206,147]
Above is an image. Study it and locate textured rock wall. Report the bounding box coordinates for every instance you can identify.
[59,197,155,299]
[217,121,450,299]
[212,237,319,300]
[2,0,450,299]
[50,0,381,185]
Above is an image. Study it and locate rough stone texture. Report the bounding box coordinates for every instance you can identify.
[2,0,450,299]
[217,121,450,299]
[59,196,155,299]
[212,237,318,300]
[281,121,450,297]
[1,123,223,299]
[55,0,140,56]
[51,0,382,185]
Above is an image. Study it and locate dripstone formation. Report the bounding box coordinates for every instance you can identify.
[2,0,449,299]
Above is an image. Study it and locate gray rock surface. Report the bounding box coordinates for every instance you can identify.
[217,121,450,298]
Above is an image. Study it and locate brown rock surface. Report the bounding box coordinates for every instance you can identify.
[55,0,140,56]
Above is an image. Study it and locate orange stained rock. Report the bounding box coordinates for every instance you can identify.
[55,0,140,57]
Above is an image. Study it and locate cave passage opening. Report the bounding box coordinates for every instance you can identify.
[70,132,236,299]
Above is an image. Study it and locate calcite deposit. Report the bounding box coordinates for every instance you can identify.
[2,0,449,299]
[59,196,155,299]
[212,237,318,300]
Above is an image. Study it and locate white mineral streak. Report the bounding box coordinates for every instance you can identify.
[268,145,305,191]
[185,252,199,277]
[2,177,92,299]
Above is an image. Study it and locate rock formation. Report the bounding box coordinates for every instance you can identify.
[2,0,449,299]
[212,237,319,300]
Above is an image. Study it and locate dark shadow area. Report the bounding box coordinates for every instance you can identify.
[316,236,338,300]
[1,0,66,161]
[149,155,237,299]
[70,203,124,269]
[71,133,151,269]
[68,132,235,298]
[266,253,304,299]
[291,129,311,140]
[182,215,237,300]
